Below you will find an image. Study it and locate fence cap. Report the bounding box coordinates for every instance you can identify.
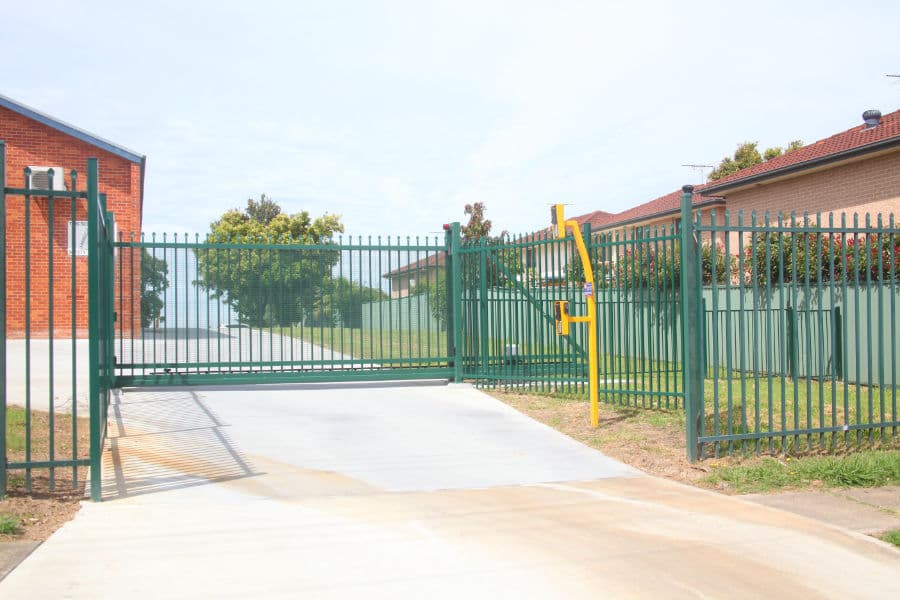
[682,184,694,194]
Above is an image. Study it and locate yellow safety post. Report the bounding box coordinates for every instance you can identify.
[551,204,599,428]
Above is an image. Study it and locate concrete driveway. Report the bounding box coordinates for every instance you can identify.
[2,382,898,599]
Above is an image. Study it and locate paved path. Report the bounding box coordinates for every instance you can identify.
[2,383,898,599]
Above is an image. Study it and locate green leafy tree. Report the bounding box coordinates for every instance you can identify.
[196,196,344,326]
[245,193,281,224]
[461,202,495,240]
[458,202,521,287]
[141,249,168,328]
[709,140,804,181]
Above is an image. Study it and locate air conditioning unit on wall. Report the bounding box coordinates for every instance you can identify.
[27,166,67,192]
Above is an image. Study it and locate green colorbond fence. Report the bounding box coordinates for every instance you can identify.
[361,293,443,334]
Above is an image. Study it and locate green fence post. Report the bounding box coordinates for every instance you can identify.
[87,157,102,502]
[0,141,7,499]
[680,185,703,462]
[448,222,463,382]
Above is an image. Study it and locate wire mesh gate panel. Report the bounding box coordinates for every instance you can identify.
[113,235,452,385]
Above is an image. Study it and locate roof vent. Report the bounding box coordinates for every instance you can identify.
[862,109,882,129]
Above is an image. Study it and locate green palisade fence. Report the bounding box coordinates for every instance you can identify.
[4,136,898,501]
[690,208,898,456]
[1,147,111,500]
[456,198,898,459]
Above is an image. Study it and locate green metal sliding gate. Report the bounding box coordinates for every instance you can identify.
[111,232,453,386]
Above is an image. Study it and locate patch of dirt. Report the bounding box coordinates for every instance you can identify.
[3,408,90,542]
[493,391,725,487]
[1,478,85,542]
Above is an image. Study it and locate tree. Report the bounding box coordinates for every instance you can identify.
[245,193,281,225]
[461,202,496,240]
[141,249,168,329]
[708,139,804,181]
[457,202,520,287]
[195,196,344,327]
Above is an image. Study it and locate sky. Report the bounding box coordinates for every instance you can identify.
[2,0,899,239]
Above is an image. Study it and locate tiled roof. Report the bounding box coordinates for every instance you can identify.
[576,209,615,229]
[597,185,725,229]
[703,109,900,193]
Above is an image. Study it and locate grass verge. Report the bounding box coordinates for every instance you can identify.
[281,326,448,363]
[701,450,900,493]
[0,514,22,535]
[881,530,900,547]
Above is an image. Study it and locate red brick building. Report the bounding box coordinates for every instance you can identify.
[1,94,145,337]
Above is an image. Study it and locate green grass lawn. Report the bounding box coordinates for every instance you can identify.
[281,326,449,364]
[881,530,900,547]
[701,450,900,493]
[6,406,86,458]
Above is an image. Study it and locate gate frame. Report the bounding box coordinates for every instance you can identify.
[0,146,112,500]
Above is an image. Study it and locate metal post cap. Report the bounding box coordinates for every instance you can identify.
[682,184,694,194]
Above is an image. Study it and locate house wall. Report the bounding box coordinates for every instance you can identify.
[722,150,900,224]
[1,105,142,338]
[713,150,900,256]
[389,268,440,299]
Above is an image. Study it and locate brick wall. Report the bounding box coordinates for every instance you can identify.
[1,105,143,338]
[723,150,900,224]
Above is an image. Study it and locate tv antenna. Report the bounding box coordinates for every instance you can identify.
[682,163,713,183]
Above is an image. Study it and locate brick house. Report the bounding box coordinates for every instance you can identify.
[384,253,445,298]
[0,94,145,337]
[588,108,899,238]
